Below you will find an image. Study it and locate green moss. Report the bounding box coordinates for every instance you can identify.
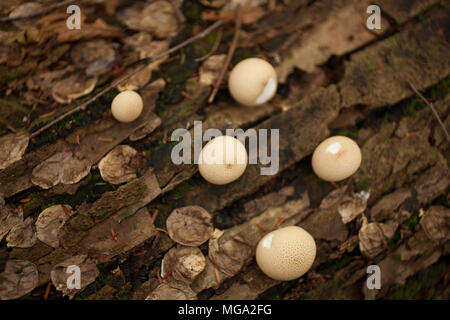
[334,256,351,271]
[404,96,422,117]
[355,180,370,192]
[334,127,359,139]
[231,47,262,65]
[366,61,377,72]
[170,181,193,199]
[403,214,419,232]
[383,261,446,299]
[115,290,132,300]
[23,172,114,217]
[182,1,202,22]
[388,231,401,251]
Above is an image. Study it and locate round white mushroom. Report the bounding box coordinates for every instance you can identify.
[311,136,362,182]
[228,58,278,107]
[111,90,143,122]
[256,226,316,281]
[198,135,248,185]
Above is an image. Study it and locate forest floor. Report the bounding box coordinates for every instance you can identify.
[0,0,449,300]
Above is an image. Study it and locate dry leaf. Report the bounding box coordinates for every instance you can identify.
[0,131,29,170]
[51,255,99,299]
[70,40,116,77]
[6,217,37,248]
[358,217,398,259]
[162,245,206,284]
[31,152,91,189]
[208,230,253,277]
[98,145,139,185]
[118,40,169,91]
[35,205,72,248]
[9,2,43,29]
[166,206,214,246]
[38,17,124,44]
[117,1,179,38]
[146,282,197,300]
[0,203,23,242]
[320,185,349,209]
[0,260,39,300]
[199,54,227,86]
[51,73,98,104]
[337,191,369,224]
[420,206,450,243]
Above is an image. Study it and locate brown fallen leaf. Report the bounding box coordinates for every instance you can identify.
[71,40,116,77]
[0,203,24,242]
[146,282,197,300]
[31,151,91,189]
[163,246,206,284]
[117,1,179,38]
[0,131,30,170]
[50,255,99,299]
[166,206,214,247]
[98,145,139,185]
[118,40,169,91]
[51,73,98,104]
[35,205,72,248]
[38,17,124,44]
[6,217,37,248]
[0,260,39,300]
[420,206,450,244]
[9,2,43,29]
[358,216,398,259]
[199,54,227,86]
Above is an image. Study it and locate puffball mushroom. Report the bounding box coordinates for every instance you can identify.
[198,135,248,185]
[312,136,362,182]
[111,90,143,122]
[228,58,278,107]
[256,226,316,281]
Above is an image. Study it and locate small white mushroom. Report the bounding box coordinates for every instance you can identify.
[198,135,248,185]
[111,90,143,122]
[311,136,362,182]
[228,58,278,107]
[256,226,316,281]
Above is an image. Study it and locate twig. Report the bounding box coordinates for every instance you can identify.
[272,217,287,230]
[152,230,161,249]
[408,81,450,142]
[208,6,242,104]
[61,204,72,217]
[7,125,17,133]
[30,20,224,139]
[155,227,168,234]
[151,209,159,225]
[0,0,79,22]
[43,282,51,300]
[214,267,221,285]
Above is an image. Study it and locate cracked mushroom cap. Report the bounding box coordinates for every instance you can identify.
[256,226,316,281]
[111,90,143,122]
[228,58,278,107]
[198,135,248,185]
[312,136,362,182]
